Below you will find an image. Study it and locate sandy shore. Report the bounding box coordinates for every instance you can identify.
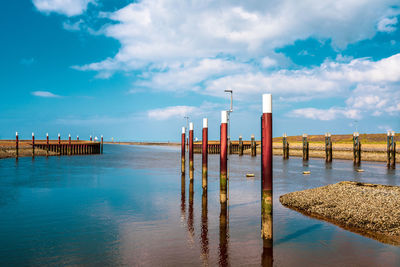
[280,181,400,246]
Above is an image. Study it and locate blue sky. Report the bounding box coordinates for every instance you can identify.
[1,0,399,141]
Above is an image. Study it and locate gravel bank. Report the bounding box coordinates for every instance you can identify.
[280,181,400,246]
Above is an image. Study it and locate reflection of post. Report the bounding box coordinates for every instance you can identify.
[251,134,256,157]
[261,239,273,267]
[239,135,243,156]
[220,111,228,204]
[202,118,208,190]
[189,122,194,180]
[261,94,273,247]
[219,202,229,266]
[181,127,186,175]
[188,179,194,237]
[181,174,186,220]
[201,188,209,264]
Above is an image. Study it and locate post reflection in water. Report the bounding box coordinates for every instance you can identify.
[219,202,229,266]
[188,179,195,240]
[200,188,209,265]
[262,238,273,267]
[181,174,186,221]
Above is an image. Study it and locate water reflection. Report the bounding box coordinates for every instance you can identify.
[262,239,273,267]
[181,174,186,222]
[219,202,229,266]
[188,179,195,241]
[200,189,209,265]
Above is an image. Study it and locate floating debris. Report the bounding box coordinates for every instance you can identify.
[303,171,311,175]
[356,169,364,172]
[246,173,255,177]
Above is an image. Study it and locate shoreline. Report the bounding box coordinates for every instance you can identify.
[280,181,400,246]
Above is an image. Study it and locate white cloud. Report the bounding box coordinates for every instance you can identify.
[75,0,400,74]
[377,17,398,32]
[289,107,360,121]
[31,91,61,98]
[63,19,84,31]
[148,106,199,120]
[32,0,95,16]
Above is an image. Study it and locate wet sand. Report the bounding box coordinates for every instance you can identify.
[280,181,400,246]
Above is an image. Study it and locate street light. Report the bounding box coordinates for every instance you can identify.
[224,89,233,113]
[224,89,233,210]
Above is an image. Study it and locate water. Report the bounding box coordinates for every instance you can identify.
[0,145,399,266]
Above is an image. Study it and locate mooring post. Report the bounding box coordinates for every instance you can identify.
[202,118,208,190]
[251,134,256,157]
[238,136,243,156]
[220,110,228,204]
[16,132,19,158]
[181,127,186,175]
[189,122,194,180]
[90,135,92,142]
[32,132,35,157]
[387,131,391,167]
[68,134,71,155]
[325,132,333,163]
[101,135,104,154]
[391,131,396,169]
[302,134,309,161]
[329,133,333,162]
[77,135,79,141]
[46,133,49,157]
[58,133,61,155]
[283,133,288,159]
[353,132,357,164]
[261,94,273,248]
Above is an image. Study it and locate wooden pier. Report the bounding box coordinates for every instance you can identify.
[193,140,260,154]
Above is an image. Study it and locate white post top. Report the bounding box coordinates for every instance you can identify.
[77,135,79,138]
[356,132,359,137]
[16,132,18,136]
[90,135,92,138]
[325,133,328,137]
[203,118,208,128]
[189,122,193,131]
[221,110,228,123]
[388,131,391,136]
[392,131,395,136]
[283,133,287,137]
[251,134,254,138]
[182,127,185,134]
[69,134,71,138]
[58,133,60,137]
[262,94,272,113]
[46,133,48,137]
[353,132,356,137]
[101,135,103,138]
[239,135,242,139]
[328,132,331,137]
[32,132,34,137]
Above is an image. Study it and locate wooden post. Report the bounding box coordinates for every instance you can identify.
[181,127,186,175]
[261,94,273,245]
[220,111,228,204]
[251,134,256,157]
[239,136,243,156]
[69,134,71,155]
[325,133,333,163]
[189,122,194,180]
[392,131,396,169]
[282,133,287,159]
[202,118,208,190]
[302,134,309,161]
[31,132,35,156]
[387,131,391,167]
[101,135,104,154]
[16,132,19,158]
[353,132,361,165]
[58,133,61,155]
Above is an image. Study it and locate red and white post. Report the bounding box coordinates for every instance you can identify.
[77,135,79,141]
[202,118,208,190]
[16,132,19,158]
[220,111,228,204]
[189,122,194,179]
[90,135,92,142]
[46,133,49,156]
[58,133,61,155]
[261,94,273,249]
[32,132,35,156]
[181,127,186,175]
[69,134,71,155]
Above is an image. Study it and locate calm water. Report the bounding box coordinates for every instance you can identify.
[0,145,399,266]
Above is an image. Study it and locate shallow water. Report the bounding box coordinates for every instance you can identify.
[0,145,399,266]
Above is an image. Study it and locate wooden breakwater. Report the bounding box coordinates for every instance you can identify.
[193,140,260,155]
[0,140,102,159]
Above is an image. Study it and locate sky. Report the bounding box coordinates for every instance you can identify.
[1,0,399,141]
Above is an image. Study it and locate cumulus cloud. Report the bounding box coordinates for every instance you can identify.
[147,106,199,120]
[75,0,400,75]
[32,0,95,16]
[377,17,398,32]
[31,91,61,98]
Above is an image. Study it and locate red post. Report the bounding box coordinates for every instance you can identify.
[220,111,228,204]
[32,132,35,156]
[69,134,71,155]
[77,135,79,141]
[261,94,273,249]
[181,127,186,174]
[46,133,49,156]
[189,122,194,179]
[90,135,92,142]
[58,133,61,155]
[202,118,208,190]
[16,132,19,158]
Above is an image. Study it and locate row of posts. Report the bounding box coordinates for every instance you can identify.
[14,132,103,158]
[282,131,395,168]
[180,94,273,261]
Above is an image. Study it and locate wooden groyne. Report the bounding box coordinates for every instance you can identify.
[0,137,102,159]
[193,140,260,155]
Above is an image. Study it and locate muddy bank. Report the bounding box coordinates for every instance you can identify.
[280,181,400,246]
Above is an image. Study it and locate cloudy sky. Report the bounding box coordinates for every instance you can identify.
[1,0,399,141]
